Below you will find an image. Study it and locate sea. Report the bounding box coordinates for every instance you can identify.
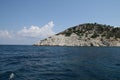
[0,45,120,80]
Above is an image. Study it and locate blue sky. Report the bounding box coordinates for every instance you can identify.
[0,0,120,45]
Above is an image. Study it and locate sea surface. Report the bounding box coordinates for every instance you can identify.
[0,45,120,80]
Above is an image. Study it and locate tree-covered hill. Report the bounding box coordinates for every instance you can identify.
[57,23,120,39]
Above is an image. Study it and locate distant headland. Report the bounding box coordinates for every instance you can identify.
[34,23,120,46]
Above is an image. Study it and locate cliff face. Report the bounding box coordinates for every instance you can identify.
[34,23,120,46]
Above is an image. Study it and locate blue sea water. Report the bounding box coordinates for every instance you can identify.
[0,45,120,80]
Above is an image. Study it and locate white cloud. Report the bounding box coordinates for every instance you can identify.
[0,30,12,39]
[0,21,56,44]
[17,21,55,38]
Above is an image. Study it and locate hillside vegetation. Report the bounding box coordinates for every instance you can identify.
[57,23,120,39]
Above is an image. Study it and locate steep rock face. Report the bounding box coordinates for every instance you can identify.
[34,23,120,46]
[34,33,120,46]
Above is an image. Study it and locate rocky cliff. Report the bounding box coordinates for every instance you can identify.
[34,23,120,46]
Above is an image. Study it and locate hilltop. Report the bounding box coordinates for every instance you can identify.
[34,23,120,46]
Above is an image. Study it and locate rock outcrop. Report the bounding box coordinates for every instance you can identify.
[34,23,120,46]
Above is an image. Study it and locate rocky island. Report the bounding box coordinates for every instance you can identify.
[34,23,120,46]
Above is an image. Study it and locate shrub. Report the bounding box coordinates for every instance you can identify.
[65,32,72,36]
[91,33,99,38]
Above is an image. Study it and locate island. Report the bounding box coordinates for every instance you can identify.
[34,23,120,46]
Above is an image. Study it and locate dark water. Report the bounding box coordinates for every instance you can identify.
[0,45,120,80]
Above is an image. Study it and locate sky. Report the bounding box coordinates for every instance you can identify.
[0,0,120,45]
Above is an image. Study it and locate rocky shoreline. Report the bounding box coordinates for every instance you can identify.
[34,33,120,46]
